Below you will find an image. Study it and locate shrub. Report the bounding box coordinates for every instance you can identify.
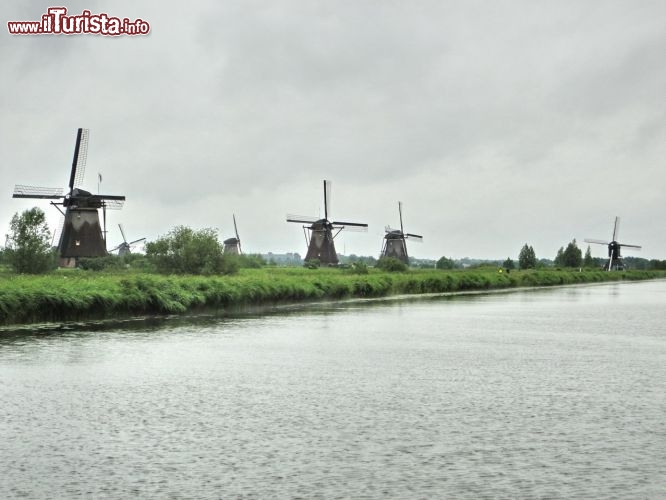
[344,262,369,275]
[237,253,265,269]
[304,259,321,269]
[78,255,124,271]
[376,257,408,272]
[145,226,237,275]
[436,256,456,269]
[503,257,515,270]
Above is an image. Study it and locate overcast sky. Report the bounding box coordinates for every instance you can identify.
[2,1,664,260]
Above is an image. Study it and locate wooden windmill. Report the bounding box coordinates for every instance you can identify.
[287,180,368,265]
[109,224,145,255]
[223,214,242,255]
[381,201,423,264]
[12,128,126,267]
[584,216,641,271]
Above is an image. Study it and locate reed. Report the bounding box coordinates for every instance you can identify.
[0,267,663,326]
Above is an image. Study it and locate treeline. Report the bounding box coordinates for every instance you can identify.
[474,240,666,272]
[3,207,666,275]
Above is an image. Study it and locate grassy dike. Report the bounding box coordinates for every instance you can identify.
[0,267,664,326]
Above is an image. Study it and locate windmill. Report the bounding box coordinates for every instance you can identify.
[584,216,641,271]
[381,201,423,264]
[110,224,146,255]
[12,128,126,267]
[223,214,242,255]
[287,180,368,266]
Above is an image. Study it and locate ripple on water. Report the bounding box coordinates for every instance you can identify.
[0,281,665,498]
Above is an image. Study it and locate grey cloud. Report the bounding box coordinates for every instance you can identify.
[1,0,664,259]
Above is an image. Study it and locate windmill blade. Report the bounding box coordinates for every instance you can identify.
[331,221,368,227]
[233,214,242,254]
[12,185,63,199]
[324,179,332,220]
[68,128,89,191]
[51,214,65,247]
[97,194,125,200]
[333,221,368,232]
[287,214,319,224]
[619,244,641,249]
[109,244,122,253]
[129,237,146,246]
[287,218,318,224]
[233,214,240,241]
[405,233,423,241]
[612,216,620,241]
[584,238,608,245]
[398,201,404,235]
[102,199,125,210]
[118,224,128,243]
[338,225,368,233]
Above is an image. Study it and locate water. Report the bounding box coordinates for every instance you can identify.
[1,281,665,499]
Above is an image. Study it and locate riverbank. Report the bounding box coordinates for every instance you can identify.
[1,267,664,326]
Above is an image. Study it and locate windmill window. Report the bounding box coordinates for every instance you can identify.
[75,240,81,246]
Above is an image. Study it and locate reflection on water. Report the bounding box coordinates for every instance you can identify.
[1,280,665,498]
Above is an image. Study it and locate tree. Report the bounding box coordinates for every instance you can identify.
[583,245,594,268]
[436,256,456,269]
[503,257,515,270]
[145,225,237,275]
[5,208,56,274]
[555,239,582,268]
[554,247,565,267]
[518,244,537,269]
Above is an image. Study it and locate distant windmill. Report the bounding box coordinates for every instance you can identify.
[584,216,641,271]
[12,128,126,267]
[110,224,145,255]
[287,180,368,266]
[381,201,423,264]
[223,214,242,255]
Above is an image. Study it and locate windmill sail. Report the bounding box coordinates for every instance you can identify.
[68,128,89,191]
[13,185,63,199]
[324,180,332,220]
[51,214,65,247]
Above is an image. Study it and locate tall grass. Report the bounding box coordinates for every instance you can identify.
[0,267,663,325]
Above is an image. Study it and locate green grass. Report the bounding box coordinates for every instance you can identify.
[0,267,664,326]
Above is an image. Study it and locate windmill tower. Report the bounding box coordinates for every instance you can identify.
[381,201,423,264]
[110,224,145,256]
[12,128,126,267]
[584,216,641,271]
[223,214,242,255]
[287,180,368,266]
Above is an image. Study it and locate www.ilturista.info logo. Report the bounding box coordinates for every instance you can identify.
[7,7,150,36]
